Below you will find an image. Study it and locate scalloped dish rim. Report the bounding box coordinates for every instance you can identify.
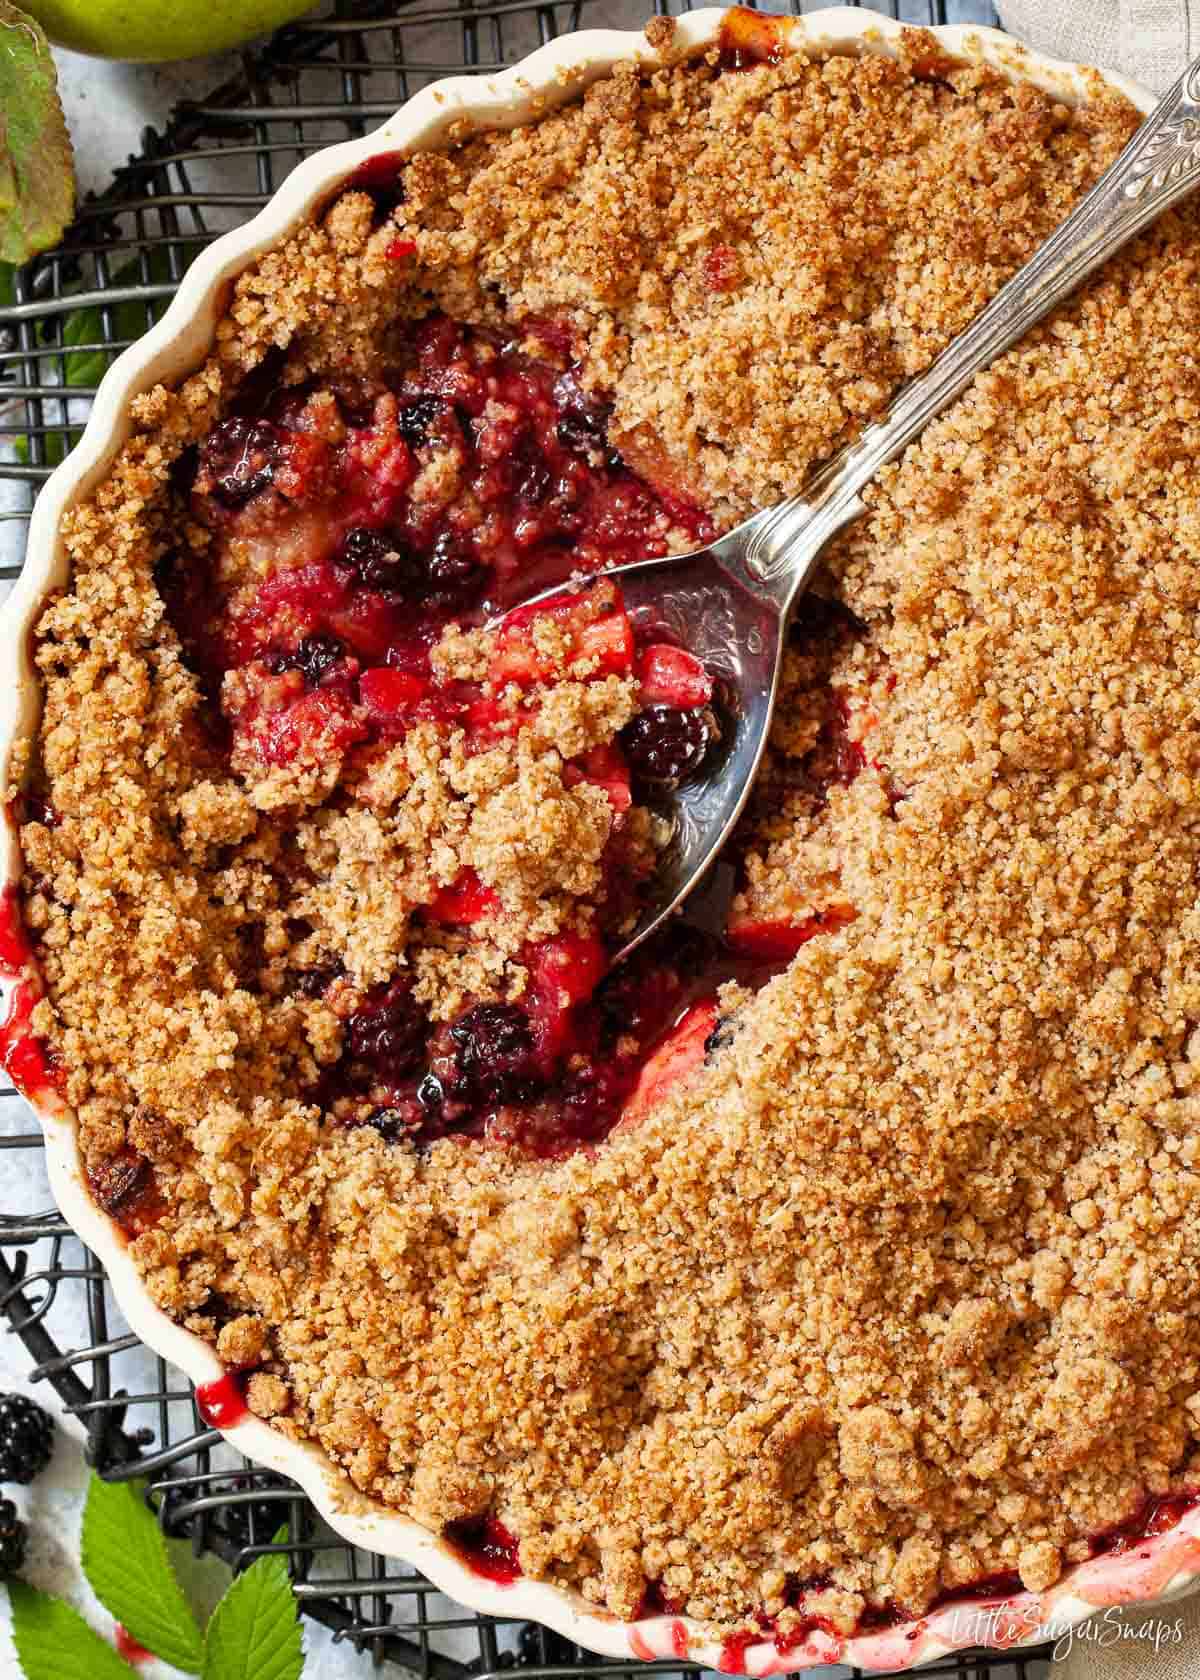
[3,7,1195,1672]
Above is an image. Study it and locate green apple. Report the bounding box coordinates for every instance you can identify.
[18,0,319,61]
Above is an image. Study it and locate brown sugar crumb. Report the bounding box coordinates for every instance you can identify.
[22,24,1200,1646]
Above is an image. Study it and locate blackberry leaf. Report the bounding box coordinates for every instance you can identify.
[81,1473,204,1674]
[201,1548,303,1680]
[8,1580,134,1680]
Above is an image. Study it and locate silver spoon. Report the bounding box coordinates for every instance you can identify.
[520,53,1200,965]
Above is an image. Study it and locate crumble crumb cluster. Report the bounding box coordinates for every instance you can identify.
[17,18,1200,1644]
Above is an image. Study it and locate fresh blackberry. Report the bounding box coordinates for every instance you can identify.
[0,1394,53,1485]
[266,633,346,688]
[516,1623,579,1666]
[221,1473,292,1546]
[0,1499,27,1578]
[621,705,714,786]
[449,1003,540,1104]
[200,417,278,506]
[347,982,430,1084]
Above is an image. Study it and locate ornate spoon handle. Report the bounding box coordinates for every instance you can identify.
[747,57,1200,593]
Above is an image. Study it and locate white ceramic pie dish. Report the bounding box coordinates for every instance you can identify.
[3,8,1197,1672]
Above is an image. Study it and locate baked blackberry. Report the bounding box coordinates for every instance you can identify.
[621,705,714,786]
[347,981,430,1084]
[266,633,347,688]
[200,416,278,506]
[0,1499,27,1578]
[449,1003,541,1104]
[0,1393,54,1484]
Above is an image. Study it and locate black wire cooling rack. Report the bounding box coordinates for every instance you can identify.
[0,0,1049,1673]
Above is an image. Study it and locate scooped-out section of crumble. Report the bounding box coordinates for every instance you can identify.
[17,17,1200,1654]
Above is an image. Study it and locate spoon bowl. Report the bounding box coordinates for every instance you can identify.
[591,529,823,961]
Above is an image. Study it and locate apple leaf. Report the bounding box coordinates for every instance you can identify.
[0,0,74,263]
[80,1473,205,1673]
[8,1580,136,1680]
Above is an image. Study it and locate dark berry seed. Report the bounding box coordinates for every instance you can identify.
[621,706,714,786]
[417,1072,444,1110]
[366,1106,408,1143]
[294,959,344,999]
[0,1393,54,1485]
[704,1015,737,1058]
[449,1002,540,1103]
[396,395,441,448]
[201,417,278,507]
[0,1498,27,1579]
[347,982,429,1084]
[425,530,485,607]
[267,633,346,688]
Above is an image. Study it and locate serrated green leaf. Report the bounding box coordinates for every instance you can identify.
[81,1474,205,1674]
[0,2,74,263]
[8,1579,135,1680]
[6,241,204,465]
[57,243,203,386]
[201,1550,304,1680]
[61,303,110,391]
[13,428,69,467]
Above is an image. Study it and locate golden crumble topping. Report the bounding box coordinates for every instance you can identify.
[18,18,1200,1645]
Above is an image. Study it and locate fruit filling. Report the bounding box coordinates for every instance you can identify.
[17,308,886,1171]
[114,313,809,1160]
[94,310,885,1165]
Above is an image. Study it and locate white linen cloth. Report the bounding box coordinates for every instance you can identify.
[997,0,1195,91]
